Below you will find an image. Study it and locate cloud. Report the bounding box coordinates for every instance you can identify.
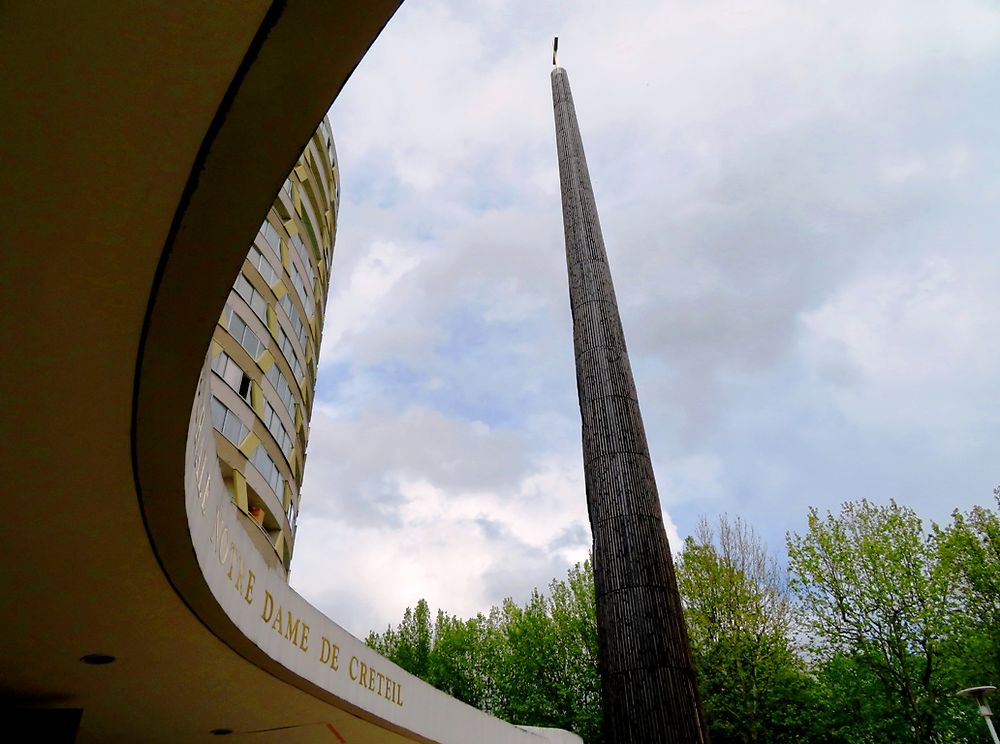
[320,239,423,367]
[802,255,1000,448]
[291,0,1000,636]
[302,404,533,527]
[293,448,590,636]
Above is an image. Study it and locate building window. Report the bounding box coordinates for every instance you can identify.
[233,272,268,323]
[279,294,309,348]
[263,401,293,459]
[249,246,278,285]
[292,233,315,286]
[290,262,311,314]
[265,362,297,420]
[274,325,305,385]
[212,350,241,389]
[225,304,264,360]
[212,351,252,403]
[211,398,249,447]
[238,373,251,401]
[260,219,281,255]
[250,444,284,498]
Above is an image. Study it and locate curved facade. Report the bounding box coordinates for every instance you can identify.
[3,4,582,741]
[208,120,339,569]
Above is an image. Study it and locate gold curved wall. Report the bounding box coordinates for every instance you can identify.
[2,2,582,739]
[208,121,339,569]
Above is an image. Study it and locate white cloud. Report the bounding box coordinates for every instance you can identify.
[802,256,1000,450]
[321,239,421,365]
[292,0,1000,635]
[657,453,726,507]
[291,445,591,636]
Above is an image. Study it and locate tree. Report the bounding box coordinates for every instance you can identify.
[676,514,814,743]
[547,561,602,743]
[936,490,1000,720]
[366,597,432,679]
[809,652,908,744]
[365,561,602,743]
[786,499,968,743]
[426,610,488,707]
[369,499,1000,744]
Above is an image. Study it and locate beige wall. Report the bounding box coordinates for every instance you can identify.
[0,3,582,741]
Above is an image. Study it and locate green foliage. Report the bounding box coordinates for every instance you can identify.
[425,610,487,706]
[366,560,602,743]
[940,491,1000,681]
[810,652,909,744]
[368,496,1000,744]
[787,498,990,742]
[677,515,815,743]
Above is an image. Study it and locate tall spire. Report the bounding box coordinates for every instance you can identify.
[551,55,710,743]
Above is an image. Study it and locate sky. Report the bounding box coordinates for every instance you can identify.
[288,0,1000,639]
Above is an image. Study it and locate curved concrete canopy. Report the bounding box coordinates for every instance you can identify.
[0,3,581,742]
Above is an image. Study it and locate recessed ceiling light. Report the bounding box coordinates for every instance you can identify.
[80,654,116,665]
